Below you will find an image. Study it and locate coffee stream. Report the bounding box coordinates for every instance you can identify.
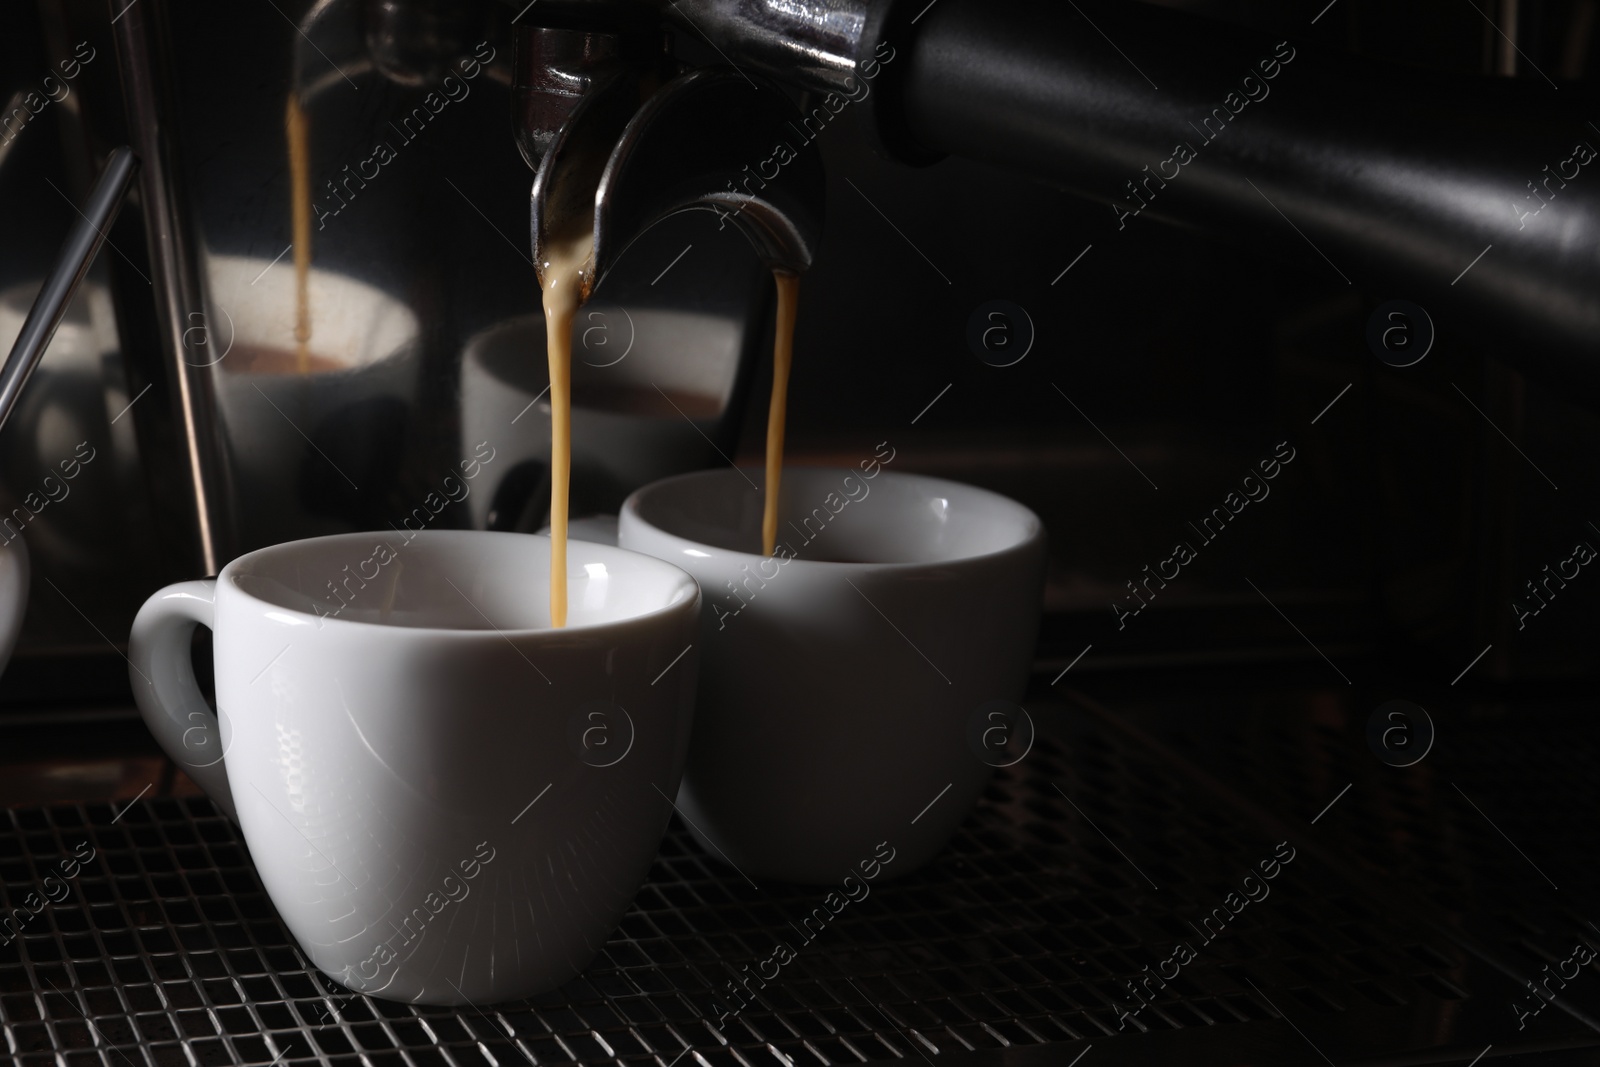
[763,273,799,557]
[539,254,799,627]
[290,91,801,629]
[539,226,596,629]
[286,94,314,375]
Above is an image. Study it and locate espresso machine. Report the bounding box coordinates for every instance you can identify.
[6,0,1600,654]
[2,0,1600,1061]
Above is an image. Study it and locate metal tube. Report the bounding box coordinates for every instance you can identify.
[656,0,879,98]
[0,146,139,436]
[898,0,1600,394]
[112,0,234,575]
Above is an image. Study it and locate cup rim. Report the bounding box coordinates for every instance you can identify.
[206,253,419,376]
[217,528,700,638]
[620,466,1045,572]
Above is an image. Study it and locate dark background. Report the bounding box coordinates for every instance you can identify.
[0,0,1595,722]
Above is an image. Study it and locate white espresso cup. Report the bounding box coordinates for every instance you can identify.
[128,530,699,1004]
[204,255,421,547]
[618,466,1046,884]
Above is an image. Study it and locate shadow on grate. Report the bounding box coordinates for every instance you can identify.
[0,710,1506,1067]
[1125,700,1600,962]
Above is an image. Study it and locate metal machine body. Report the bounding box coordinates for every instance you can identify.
[1,3,1599,1064]
[0,0,1594,706]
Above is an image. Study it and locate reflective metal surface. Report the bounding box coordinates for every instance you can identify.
[592,68,826,277]
[527,0,1600,393]
[531,65,826,292]
[660,0,879,98]
[511,25,669,175]
[113,1,235,574]
[0,1,1596,1061]
[105,0,771,566]
[899,0,1600,396]
[0,147,136,437]
[2,684,1597,1062]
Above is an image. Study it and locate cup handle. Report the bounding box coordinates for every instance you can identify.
[128,580,239,822]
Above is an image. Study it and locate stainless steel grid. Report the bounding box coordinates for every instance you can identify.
[0,700,1566,1066]
[1133,697,1600,1024]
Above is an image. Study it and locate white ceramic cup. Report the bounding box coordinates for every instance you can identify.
[128,530,700,1004]
[204,255,421,546]
[459,310,741,529]
[618,466,1046,884]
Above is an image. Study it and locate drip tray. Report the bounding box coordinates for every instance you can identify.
[0,693,1596,1066]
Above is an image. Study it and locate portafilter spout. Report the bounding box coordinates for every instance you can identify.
[593,68,825,283]
[516,0,1600,400]
[521,50,825,296]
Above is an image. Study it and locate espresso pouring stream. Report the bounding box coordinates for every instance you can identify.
[763,272,798,557]
[539,226,595,629]
[287,89,799,628]
[286,94,314,375]
[539,251,799,626]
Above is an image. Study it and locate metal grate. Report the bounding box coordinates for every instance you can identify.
[0,699,1583,1066]
[1129,696,1600,1025]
